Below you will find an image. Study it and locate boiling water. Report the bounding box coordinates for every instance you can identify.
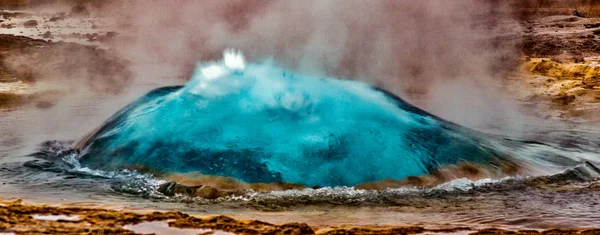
[1,51,600,230]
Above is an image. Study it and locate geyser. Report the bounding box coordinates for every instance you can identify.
[74,50,506,187]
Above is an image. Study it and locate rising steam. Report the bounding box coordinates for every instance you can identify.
[105,0,524,130]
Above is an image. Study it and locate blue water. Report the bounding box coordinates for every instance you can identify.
[76,50,504,186]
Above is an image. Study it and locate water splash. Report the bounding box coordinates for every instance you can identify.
[72,50,584,187]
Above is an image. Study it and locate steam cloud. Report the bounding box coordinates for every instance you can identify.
[107,0,525,130]
[1,0,528,154]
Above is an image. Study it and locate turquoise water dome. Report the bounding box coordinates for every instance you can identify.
[76,50,503,187]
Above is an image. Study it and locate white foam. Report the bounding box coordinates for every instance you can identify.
[223,49,246,71]
[184,49,248,98]
[430,177,514,192]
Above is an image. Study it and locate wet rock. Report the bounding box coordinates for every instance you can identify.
[529,161,600,187]
[156,181,177,196]
[156,181,235,199]
[193,185,222,199]
[23,159,56,170]
[23,20,37,28]
[570,161,600,181]
[587,181,600,190]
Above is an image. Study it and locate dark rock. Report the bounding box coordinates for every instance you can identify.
[194,186,222,200]
[583,76,600,88]
[23,160,58,171]
[1,23,14,29]
[49,16,63,22]
[157,181,238,199]
[99,32,118,43]
[70,4,90,17]
[530,161,600,186]
[280,222,315,234]
[49,13,66,22]
[23,20,37,28]
[566,161,600,181]
[35,101,53,109]
[41,31,52,39]
[105,31,118,38]
[584,23,600,29]
[85,33,98,41]
[157,182,223,199]
[552,94,576,106]
[0,11,26,20]
[552,16,581,23]
[587,181,600,190]
[573,9,586,18]
[157,181,177,196]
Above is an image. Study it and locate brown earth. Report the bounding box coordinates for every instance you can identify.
[2,199,599,235]
[0,0,110,10]
[516,56,600,121]
[0,34,132,109]
[504,8,600,121]
[0,34,131,91]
